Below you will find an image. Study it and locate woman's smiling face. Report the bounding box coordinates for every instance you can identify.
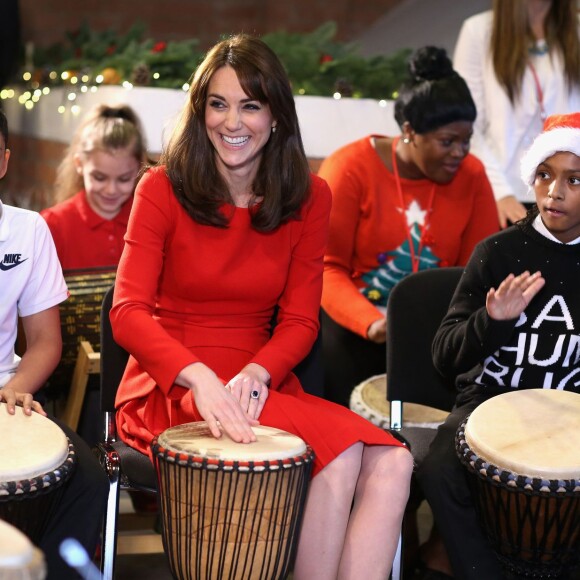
[205,65,275,181]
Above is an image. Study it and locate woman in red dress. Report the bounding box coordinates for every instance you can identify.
[112,34,413,578]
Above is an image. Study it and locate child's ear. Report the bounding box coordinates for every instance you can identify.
[73,153,84,175]
[0,148,10,180]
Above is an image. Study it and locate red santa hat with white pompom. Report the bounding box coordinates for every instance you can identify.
[521,112,580,186]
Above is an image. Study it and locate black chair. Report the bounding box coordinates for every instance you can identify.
[386,267,463,580]
[96,286,157,580]
[95,284,326,579]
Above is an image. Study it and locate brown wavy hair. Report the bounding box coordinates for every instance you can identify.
[160,34,310,232]
[491,0,580,103]
[54,104,148,203]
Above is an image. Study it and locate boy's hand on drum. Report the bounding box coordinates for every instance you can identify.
[0,387,47,416]
[486,271,545,321]
[178,362,258,443]
[226,363,270,421]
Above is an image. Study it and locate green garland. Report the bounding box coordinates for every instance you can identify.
[24,21,410,99]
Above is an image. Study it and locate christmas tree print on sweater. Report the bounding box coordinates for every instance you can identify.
[361,200,440,307]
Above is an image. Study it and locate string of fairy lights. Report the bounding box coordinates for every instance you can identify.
[1,74,392,120]
[0,68,195,117]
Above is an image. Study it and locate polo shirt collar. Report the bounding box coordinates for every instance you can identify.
[78,190,133,229]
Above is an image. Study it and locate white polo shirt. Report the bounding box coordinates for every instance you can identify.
[0,200,68,386]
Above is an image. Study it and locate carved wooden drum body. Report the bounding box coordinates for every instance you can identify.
[456,389,580,578]
[152,422,314,580]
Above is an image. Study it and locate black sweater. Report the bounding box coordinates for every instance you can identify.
[432,216,580,406]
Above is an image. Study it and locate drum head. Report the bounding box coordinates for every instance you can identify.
[0,519,34,568]
[157,423,306,461]
[350,374,449,428]
[465,390,580,480]
[0,404,69,481]
[0,519,46,579]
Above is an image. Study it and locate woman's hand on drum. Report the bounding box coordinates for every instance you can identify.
[486,271,545,320]
[367,317,387,344]
[226,363,270,421]
[0,387,47,416]
[177,362,258,443]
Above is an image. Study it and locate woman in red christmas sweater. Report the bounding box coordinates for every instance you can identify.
[318,46,500,408]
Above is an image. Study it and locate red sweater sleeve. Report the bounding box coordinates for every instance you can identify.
[251,176,331,387]
[110,168,200,394]
[319,140,387,337]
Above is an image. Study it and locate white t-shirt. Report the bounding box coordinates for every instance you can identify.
[0,201,68,386]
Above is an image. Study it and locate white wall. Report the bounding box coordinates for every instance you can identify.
[356,0,492,57]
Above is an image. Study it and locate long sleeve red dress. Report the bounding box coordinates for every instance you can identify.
[112,167,404,476]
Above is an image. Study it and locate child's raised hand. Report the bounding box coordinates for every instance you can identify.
[486,271,545,321]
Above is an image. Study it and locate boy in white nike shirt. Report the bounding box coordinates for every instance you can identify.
[0,109,108,580]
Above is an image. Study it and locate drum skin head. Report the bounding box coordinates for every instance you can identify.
[350,374,449,428]
[158,423,306,461]
[0,519,33,567]
[465,390,580,480]
[0,403,69,481]
[0,519,46,578]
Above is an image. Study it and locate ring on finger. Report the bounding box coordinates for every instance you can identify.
[250,390,260,399]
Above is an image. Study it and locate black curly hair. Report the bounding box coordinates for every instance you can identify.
[394,46,476,134]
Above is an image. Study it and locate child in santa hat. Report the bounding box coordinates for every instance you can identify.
[414,112,580,580]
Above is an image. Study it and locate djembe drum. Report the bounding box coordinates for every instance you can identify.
[0,403,76,543]
[46,268,116,398]
[456,389,580,579]
[152,422,314,580]
[0,519,46,580]
[350,374,449,430]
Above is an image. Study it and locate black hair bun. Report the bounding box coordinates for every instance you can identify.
[409,46,455,82]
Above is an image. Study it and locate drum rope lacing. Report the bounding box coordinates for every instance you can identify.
[456,420,580,494]
[456,418,580,578]
[152,441,314,580]
[0,440,77,498]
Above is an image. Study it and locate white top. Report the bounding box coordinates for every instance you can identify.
[453,11,580,202]
[0,201,68,386]
[465,389,580,480]
[0,403,69,480]
[158,423,307,461]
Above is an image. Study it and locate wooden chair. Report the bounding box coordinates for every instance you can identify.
[59,341,100,431]
[50,268,115,429]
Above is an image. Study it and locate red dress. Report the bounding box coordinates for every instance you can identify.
[113,167,404,476]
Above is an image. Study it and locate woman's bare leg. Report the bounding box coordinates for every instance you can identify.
[293,443,363,580]
[338,445,413,579]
